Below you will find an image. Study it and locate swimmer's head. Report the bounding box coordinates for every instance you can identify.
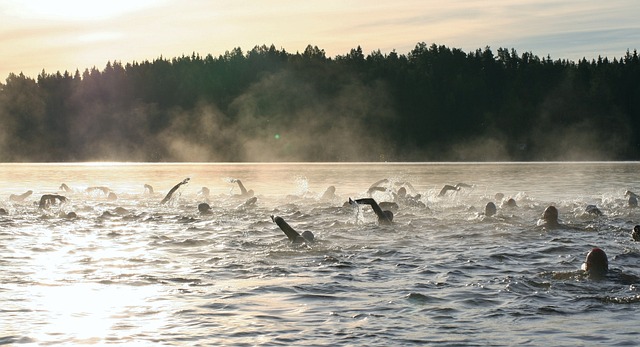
[484,202,497,216]
[629,196,638,207]
[397,187,407,197]
[494,193,504,201]
[504,198,517,207]
[198,203,212,214]
[542,206,558,224]
[584,247,608,278]
[383,210,394,222]
[632,225,640,241]
[585,204,602,216]
[301,230,315,243]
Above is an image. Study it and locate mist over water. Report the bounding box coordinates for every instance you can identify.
[1,162,639,346]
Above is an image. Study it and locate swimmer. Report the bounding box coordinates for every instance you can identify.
[39,194,68,209]
[392,186,425,208]
[379,201,399,213]
[581,247,608,279]
[484,202,497,217]
[540,205,560,227]
[0,208,7,215]
[628,195,638,208]
[198,187,210,198]
[395,181,419,195]
[160,178,190,205]
[198,202,213,215]
[107,192,118,201]
[494,192,505,201]
[144,184,154,195]
[271,215,314,244]
[237,196,257,209]
[99,207,129,218]
[367,179,390,196]
[9,190,33,202]
[585,204,603,216]
[61,211,77,219]
[86,186,111,195]
[502,198,517,208]
[625,190,639,199]
[349,197,393,225]
[230,179,254,198]
[438,183,472,197]
[321,186,336,200]
[632,225,640,241]
[60,183,72,192]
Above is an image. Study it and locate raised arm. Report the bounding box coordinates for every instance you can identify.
[271,215,301,242]
[271,215,314,243]
[351,198,393,224]
[160,178,190,205]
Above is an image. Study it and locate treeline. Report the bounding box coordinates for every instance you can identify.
[0,43,639,162]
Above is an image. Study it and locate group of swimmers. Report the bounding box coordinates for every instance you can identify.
[2,177,639,280]
[272,181,640,281]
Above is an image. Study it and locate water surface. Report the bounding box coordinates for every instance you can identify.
[1,162,639,346]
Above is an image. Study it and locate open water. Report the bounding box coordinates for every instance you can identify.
[1,162,639,346]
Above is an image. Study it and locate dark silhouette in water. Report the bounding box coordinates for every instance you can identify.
[392,183,425,208]
[632,225,640,241]
[271,215,314,243]
[62,211,77,219]
[39,194,68,209]
[144,184,154,194]
[585,204,603,216]
[198,202,212,215]
[160,178,190,204]
[540,205,560,227]
[438,183,472,197]
[349,197,394,225]
[10,190,32,202]
[0,208,7,215]
[581,247,608,279]
[502,198,517,208]
[230,179,254,198]
[628,195,638,208]
[379,201,399,212]
[484,202,497,217]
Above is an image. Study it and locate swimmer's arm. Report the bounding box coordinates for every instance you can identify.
[271,215,300,242]
[160,178,190,204]
[235,180,248,195]
[354,198,386,219]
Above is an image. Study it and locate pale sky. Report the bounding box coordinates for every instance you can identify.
[1,0,638,79]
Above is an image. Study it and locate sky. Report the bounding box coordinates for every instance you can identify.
[1,0,639,80]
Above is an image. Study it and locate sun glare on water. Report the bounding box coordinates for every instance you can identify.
[13,233,171,344]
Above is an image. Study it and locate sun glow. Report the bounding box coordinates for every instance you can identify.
[3,0,167,21]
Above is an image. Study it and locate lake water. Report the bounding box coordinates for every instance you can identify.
[1,162,639,346]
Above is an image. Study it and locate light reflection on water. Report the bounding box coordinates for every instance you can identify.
[1,162,640,346]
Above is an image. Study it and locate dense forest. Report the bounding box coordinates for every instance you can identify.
[1,42,639,162]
